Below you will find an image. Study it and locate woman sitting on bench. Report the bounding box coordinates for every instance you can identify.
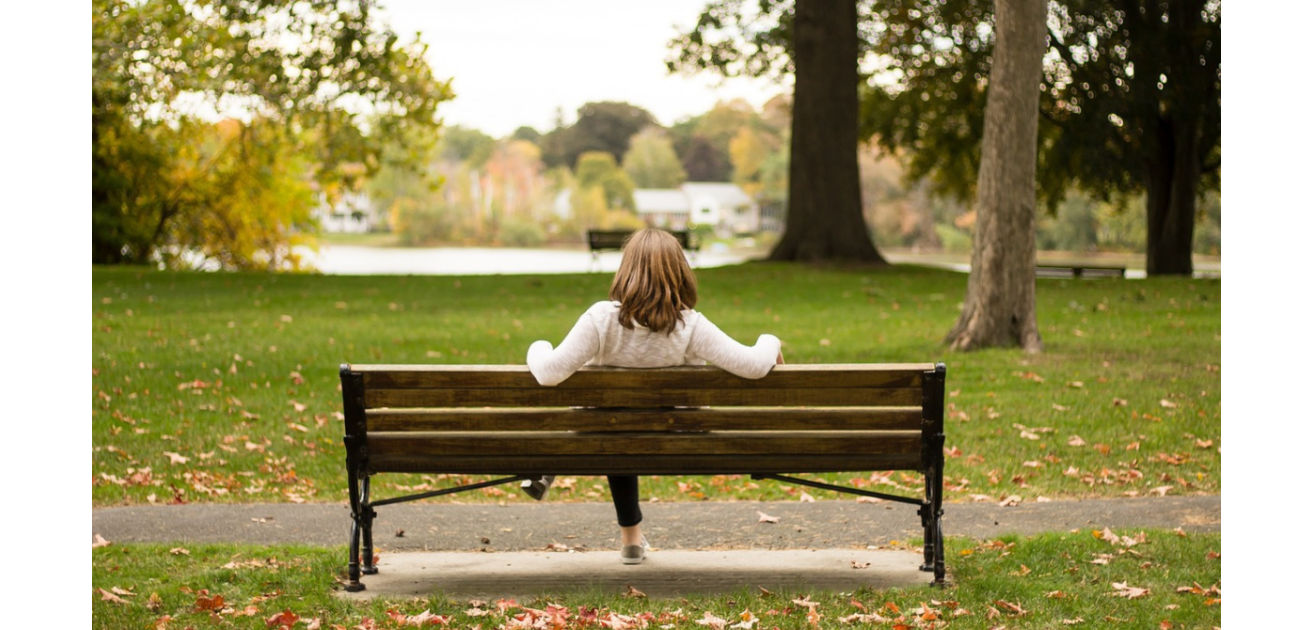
[525,228,784,564]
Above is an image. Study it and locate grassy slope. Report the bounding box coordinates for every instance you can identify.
[92,264,1220,507]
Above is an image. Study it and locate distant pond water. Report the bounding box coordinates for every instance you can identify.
[303,244,1219,280]
[306,244,752,276]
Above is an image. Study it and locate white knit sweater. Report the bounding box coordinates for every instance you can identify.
[527,301,781,386]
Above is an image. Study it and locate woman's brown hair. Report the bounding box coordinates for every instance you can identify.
[609,228,699,334]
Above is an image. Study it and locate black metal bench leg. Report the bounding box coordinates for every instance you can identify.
[362,507,378,575]
[346,518,365,592]
[344,454,367,592]
[923,467,947,585]
[360,477,378,575]
[917,505,946,584]
[933,515,946,584]
[918,504,934,570]
[919,418,947,584]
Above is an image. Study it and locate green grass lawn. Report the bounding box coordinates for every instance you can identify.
[92,262,1221,628]
[92,263,1220,507]
[92,530,1221,629]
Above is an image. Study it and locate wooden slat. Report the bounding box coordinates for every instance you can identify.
[367,430,922,458]
[365,387,924,409]
[354,364,933,390]
[366,407,925,432]
[367,453,923,475]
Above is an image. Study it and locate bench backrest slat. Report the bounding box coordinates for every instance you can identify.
[365,407,924,432]
[369,430,922,458]
[356,364,930,389]
[364,386,924,409]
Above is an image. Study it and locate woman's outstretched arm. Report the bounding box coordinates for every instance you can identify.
[526,313,601,386]
[688,316,781,379]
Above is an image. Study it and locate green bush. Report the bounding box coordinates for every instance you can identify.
[498,217,547,247]
[391,201,464,245]
[933,223,973,253]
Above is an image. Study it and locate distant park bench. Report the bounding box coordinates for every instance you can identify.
[1036,265,1127,279]
[586,229,699,267]
[337,362,949,591]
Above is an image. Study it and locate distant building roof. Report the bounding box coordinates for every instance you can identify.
[680,182,754,208]
[634,189,691,214]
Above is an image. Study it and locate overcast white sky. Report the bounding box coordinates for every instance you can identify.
[374,0,789,137]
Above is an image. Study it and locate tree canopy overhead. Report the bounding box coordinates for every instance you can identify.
[93,0,452,268]
[862,0,1220,275]
[670,0,1221,274]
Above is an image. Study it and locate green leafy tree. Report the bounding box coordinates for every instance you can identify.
[729,126,777,196]
[1036,193,1100,253]
[575,152,636,211]
[622,127,688,189]
[92,0,451,267]
[1043,0,1220,275]
[675,133,732,181]
[860,0,1220,276]
[511,126,543,145]
[541,102,658,170]
[168,119,318,271]
[672,0,1219,274]
[439,125,497,169]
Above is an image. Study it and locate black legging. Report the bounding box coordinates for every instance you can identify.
[607,475,642,527]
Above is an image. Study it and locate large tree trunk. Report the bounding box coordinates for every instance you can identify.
[768,0,886,263]
[1139,0,1209,276]
[1143,120,1199,276]
[945,0,1046,352]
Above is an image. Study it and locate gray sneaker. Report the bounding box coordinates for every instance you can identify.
[621,536,650,565]
[520,475,555,501]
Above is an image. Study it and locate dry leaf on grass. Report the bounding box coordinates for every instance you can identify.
[97,588,131,605]
[1111,581,1151,598]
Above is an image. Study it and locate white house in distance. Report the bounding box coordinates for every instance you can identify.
[635,182,760,234]
[632,189,690,229]
[315,190,376,233]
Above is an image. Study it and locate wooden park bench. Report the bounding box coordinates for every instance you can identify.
[1035,264,1127,279]
[338,362,948,592]
[586,229,699,267]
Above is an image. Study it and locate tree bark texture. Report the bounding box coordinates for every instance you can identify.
[767,0,886,263]
[945,0,1046,352]
[1143,116,1200,276]
[1139,0,1211,276]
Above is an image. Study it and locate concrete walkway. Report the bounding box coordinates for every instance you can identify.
[93,497,1219,599]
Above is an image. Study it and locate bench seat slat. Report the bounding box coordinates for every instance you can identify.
[367,453,923,475]
[367,430,922,458]
[365,387,924,408]
[366,407,925,432]
[356,364,932,390]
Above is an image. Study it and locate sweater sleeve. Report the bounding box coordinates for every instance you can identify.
[687,316,781,379]
[526,311,601,386]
